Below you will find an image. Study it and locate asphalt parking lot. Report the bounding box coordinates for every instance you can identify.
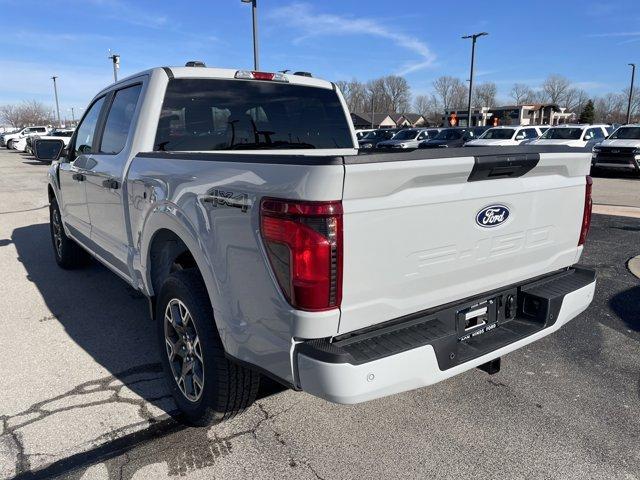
[0,149,638,480]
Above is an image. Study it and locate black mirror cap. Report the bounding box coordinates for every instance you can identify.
[34,139,65,162]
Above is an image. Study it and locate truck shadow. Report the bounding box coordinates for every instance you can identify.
[11,223,175,416]
[10,223,287,477]
[609,285,640,332]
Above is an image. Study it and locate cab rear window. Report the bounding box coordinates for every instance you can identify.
[154,78,353,151]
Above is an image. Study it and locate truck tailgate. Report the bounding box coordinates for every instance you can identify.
[339,147,591,334]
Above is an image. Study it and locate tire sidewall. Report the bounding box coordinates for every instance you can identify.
[156,271,223,422]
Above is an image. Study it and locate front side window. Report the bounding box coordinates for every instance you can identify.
[73,96,105,158]
[100,84,142,154]
[154,78,353,151]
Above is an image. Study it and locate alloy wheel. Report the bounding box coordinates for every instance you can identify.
[164,298,205,402]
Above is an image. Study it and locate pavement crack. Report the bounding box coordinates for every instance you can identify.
[0,363,174,477]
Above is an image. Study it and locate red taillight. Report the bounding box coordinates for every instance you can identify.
[260,198,343,311]
[578,175,593,246]
[234,70,288,82]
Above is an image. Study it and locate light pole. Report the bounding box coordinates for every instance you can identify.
[241,0,259,70]
[462,32,488,127]
[626,63,636,124]
[108,52,120,82]
[51,76,61,127]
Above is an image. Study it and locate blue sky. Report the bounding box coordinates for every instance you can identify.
[1,0,639,119]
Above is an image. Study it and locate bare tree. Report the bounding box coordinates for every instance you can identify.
[0,104,21,127]
[542,74,571,105]
[562,88,589,113]
[433,76,465,110]
[336,79,367,113]
[0,100,53,127]
[413,94,441,124]
[594,93,626,123]
[510,83,533,105]
[450,81,469,110]
[383,75,411,112]
[474,82,497,107]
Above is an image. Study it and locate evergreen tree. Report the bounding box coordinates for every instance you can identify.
[579,100,595,124]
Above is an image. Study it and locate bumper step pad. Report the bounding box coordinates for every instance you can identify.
[298,267,596,370]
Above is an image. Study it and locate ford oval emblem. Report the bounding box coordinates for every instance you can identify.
[476,204,510,228]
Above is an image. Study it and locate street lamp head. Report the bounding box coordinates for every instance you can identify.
[629,63,636,67]
[462,32,489,40]
[241,0,253,3]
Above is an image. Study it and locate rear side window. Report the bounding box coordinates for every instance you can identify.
[100,84,142,154]
[154,78,353,151]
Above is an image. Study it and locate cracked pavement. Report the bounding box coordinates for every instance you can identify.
[0,150,639,479]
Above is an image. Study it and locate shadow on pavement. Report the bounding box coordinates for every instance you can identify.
[609,285,640,332]
[10,223,287,478]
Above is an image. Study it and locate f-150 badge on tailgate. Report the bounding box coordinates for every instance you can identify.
[476,205,510,228]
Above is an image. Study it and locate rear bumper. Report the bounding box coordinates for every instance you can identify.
[296,267,596,404]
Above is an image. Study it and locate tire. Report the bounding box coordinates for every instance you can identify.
[156,269,260,426]
[49,198,90,269]
[7,140,14,149]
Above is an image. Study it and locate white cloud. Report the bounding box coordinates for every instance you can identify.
[268,3,436,76]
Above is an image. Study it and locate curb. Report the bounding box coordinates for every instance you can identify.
[628,255,640,280]
[592,204,640,219]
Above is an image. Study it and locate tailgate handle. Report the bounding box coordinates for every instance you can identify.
[468,153,540,182]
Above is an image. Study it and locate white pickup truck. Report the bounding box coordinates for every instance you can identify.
[40,65,596,425]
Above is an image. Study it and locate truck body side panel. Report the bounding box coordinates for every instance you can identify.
[126,156,345,383]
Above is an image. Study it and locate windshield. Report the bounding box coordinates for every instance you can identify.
[479,128,515,140]
[434,129,462,140]
[392,129,418,140]
[154,78,353,151]
[540,127,583,140]
[609,126,640,139]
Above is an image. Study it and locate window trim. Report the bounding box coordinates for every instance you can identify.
[96,82,143,156]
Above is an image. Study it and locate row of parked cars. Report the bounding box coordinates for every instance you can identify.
[355,123,640,176]
[0,125,75,155]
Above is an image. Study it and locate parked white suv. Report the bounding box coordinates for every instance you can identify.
[529,124,608,148]
[465,126,545,146]
[2,126,49,149]
[592,124,640,176]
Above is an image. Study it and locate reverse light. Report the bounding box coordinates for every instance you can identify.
[578,176,593,246]
[260,198,343,311]
[234,70,289,82]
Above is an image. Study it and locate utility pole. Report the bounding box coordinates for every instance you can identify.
[370,95,375,129]
[462,32,488,128]
[108,51,120,82]
[241,0,259,70]
[51,76,61,127]
[626,63,636,124]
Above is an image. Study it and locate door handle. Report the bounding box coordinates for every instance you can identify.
[72,173,85,182]
[102,178,120,190]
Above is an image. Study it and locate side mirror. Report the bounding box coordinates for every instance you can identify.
[33,139,65,162]
[515,133,526,140]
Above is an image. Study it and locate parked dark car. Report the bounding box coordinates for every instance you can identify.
[418,127,475,148]
[358,128,400,149]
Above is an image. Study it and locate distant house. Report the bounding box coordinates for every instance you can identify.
[397,113,426,127]
[351,112,427,129]
[350,112,396,129]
